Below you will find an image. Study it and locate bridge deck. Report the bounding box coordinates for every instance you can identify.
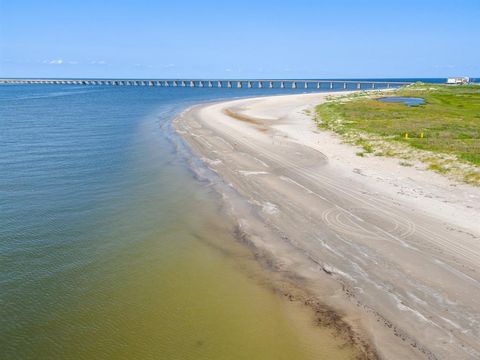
[0,78,413,89]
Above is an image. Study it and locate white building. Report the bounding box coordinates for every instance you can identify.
[447,77,470,84]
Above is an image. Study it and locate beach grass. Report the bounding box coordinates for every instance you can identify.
[315,84,480,185]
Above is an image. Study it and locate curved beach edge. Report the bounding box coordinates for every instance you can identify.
[173,91,480,360]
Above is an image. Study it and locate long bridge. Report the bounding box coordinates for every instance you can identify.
[0,78,414,90]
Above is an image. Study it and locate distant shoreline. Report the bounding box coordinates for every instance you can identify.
[174,91,480,359]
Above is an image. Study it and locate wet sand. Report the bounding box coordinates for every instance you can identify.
[174,92,480,359]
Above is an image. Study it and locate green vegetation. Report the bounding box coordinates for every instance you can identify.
[315,84,480,185]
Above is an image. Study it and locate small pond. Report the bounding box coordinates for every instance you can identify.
[378,97,425,106]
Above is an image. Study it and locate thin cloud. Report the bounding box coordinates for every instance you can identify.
[41,59,79,65]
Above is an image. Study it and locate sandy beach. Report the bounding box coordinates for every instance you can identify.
[174,92,480,359]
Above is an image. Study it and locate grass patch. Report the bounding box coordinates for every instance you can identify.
[428,163,449,174]
[315,84,480,185]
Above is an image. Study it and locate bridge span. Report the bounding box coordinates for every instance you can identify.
[0,78,413,90]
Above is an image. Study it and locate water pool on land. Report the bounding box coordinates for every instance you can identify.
[378,96,425,106]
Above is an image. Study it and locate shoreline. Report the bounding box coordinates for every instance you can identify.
[174,91,480,359]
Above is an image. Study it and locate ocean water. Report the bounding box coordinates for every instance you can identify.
[0,85,362,359]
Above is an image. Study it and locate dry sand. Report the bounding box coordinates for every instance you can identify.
[174,92,480,359]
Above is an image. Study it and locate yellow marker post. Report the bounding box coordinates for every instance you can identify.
[420,132,424,138]
[405,132,409,139]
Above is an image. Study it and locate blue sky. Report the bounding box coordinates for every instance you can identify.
[0,0,478,78]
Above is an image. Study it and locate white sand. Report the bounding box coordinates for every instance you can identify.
[175,92,480,359]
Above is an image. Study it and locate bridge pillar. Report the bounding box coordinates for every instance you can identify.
[330,82,334,89]
[344,82,347,89]
[280,81,285,89]
[190,81,195,87]
[316,82,321,89]
[199,81,204,87]
[258,81,263,88]
[217,81,222,88]
[304,82,308,89]
[269,81,273,88]
[164,81,169,87]
[372,83,375,89]
[173,80,178,87]
[227,81,232,88]
[148,80,154,86]
[208,80,213,87]
[181,81,186,87]
[247,81,252,88]
[357,83,361,90]
[292,81,297,89]
[237,81,242,88]
[387,83,390,89]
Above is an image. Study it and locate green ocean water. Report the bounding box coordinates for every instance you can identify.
[0,85,357,359]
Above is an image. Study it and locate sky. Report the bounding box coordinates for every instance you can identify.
[0,0,479,79]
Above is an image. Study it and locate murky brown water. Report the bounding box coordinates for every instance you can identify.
[1,85,359,359]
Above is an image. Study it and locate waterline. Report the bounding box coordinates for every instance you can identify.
[1,85,358,359]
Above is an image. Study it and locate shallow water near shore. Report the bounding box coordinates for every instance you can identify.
[0,85,359,359]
